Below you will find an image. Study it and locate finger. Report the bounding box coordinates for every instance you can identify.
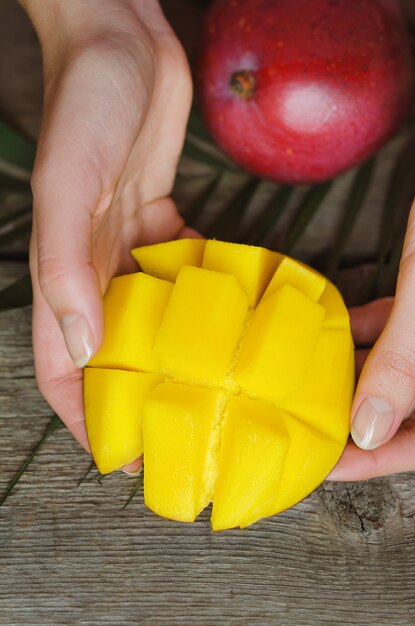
[32,294,89,453]
[178,226,204,239]
[32,155,104,368]
[31,224,90,451]
[349,297,394,347]
[122,457,143,477]
[328,416,415,481]
[350,199,415,451]
[32,90,108,365]
[115,197,204,275]
[130,196,187,247]
[31,56,136,366]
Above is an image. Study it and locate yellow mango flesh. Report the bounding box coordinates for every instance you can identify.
[143,382,224,522]
[270,416,344,516]
[84,369,161,474]
[211,397,290,531]
[155,265,249,386]
[131,238,206,283]
[89,273,173,372]
[234,285,325,401]
[278,329,353,443]
[84,239,354,530]
[202,239,279,306]
[263,255,326,302]
[319,280,350,330]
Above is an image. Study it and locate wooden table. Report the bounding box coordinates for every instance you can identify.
[1,1,415,624]
[1,279,415,625]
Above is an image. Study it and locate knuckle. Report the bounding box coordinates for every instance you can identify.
[37,253,70,302]
[375,347,415,393]
[35,367,82,407]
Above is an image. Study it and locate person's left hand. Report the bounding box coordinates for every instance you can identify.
[26,0,194,474]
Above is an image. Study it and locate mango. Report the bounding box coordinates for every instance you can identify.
[154,265,248,386]
[84,369,162,474]
[202,239,279,306]
[131,238,206,283]
[88,273,173,372]
[143,382,225,522]
[233,285,325,401]
[263,255,326,302]
[84,239,354,530]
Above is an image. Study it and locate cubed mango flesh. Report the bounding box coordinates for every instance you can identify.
[202,239,279,306]
[88,273,173,372]
[84,369,162,474]
[84,238,354,530]
[278,329,353,443]
[234,285,325,401]
[143,382,225,522]
[211,397,290,531]
[131,238,206,283]
[155,265,249,386]
[263,255,326,302]
[319,280,350,330]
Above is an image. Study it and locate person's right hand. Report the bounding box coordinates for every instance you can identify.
[329,296,415,481]
[21,0,193,472]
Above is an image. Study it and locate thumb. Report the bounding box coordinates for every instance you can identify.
[32,154,104,368]
[351,198,415,450]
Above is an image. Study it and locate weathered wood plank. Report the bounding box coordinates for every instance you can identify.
[0,261,415,626]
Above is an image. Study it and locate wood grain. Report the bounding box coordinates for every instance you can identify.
[0,261,415,626]
[1,1,415,623]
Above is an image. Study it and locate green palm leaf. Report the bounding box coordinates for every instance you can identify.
[0,274,32,311]
[0,415,62,507]
[282,181,333,254]
[0,119,35,177]
[362,134,415,301]
[240,185,293,246]
[123,474,144,510]
[181,173,222,229]
[326,158,375,278]
[205,176,261,240]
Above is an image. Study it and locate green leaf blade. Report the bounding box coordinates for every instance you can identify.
[205,176,261,241]
[0,274,32,311]
[122,474,144,510]
[282,181,333,254]
[0,415,62,507]
[326,158,375,278]
[0,120,36,173]
[241,185,293,246]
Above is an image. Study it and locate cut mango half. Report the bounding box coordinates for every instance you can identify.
[84,239,354,530]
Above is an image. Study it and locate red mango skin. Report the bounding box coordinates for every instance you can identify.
[197,0,414,184]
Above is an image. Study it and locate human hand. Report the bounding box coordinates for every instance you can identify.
[330,199,415,481]
[21,0,193,470]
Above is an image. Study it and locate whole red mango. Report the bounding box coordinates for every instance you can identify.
[197,0,414,184]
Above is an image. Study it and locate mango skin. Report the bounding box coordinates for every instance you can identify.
[198,0,414,184]
[84,239,354,530]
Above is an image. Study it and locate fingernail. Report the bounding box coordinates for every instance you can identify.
[122,467,143,478]
[60,315,93,368]
[122,458,142,477]
[351,396,394,450]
